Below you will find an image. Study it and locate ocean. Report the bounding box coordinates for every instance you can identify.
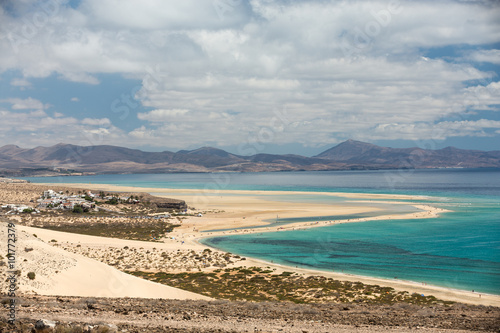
[24,168,500,294]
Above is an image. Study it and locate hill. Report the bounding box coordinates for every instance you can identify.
[0,140,499,176]
[315,140,500,169]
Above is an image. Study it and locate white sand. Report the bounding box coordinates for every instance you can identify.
[12,183,500,306]
[1,222,210,300]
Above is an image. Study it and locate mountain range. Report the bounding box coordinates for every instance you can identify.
[0,140,499,176]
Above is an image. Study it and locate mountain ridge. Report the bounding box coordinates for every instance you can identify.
[1,140,499,177]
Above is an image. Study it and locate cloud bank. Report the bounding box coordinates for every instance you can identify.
[1,0,499,152]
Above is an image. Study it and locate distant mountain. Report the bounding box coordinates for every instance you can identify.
[0,140,499,176]
[315,139,500,169]
[175,147,245,168]
[178,147,237,158]
[316,140,384,161]
[0,145,24,155]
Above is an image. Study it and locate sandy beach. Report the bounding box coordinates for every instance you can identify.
[20,182,499,307]
[0,220,211,300]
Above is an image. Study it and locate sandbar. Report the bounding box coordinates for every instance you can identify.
[26,182,499,306]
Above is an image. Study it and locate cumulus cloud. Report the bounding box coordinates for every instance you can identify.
[0,0,499,150]
[81,0,250,30]
[2,97,48,111]
[0,108,124,148]
[81,118,112,126]
[372,119,500,141]
[10,77,31,88]
[137,109,190,122]
[467,49,500,64]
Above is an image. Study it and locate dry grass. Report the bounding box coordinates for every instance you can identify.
[127,266,453,305]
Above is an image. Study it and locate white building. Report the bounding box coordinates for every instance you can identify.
[43,190,61,198]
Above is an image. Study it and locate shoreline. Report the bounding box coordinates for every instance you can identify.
[34,182,439,200]
[199,240,500,305]
[27,182,500,306]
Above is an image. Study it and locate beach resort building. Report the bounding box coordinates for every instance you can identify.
[43,189,62,198]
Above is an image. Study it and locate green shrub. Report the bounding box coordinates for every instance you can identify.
[27,272,36,280]
[105,197,119,205]
[72,205,84,214]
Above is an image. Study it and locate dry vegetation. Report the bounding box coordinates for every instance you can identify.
[127,266,454,306]
[56,244,244,272]
[1,183,187,241]
[36,218,179,242]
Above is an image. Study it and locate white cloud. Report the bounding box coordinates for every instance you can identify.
[0,0,499,149]
[10,77,31,88]
[137,109,190,122]
[81,118,111,126]
[59,71,100,85]
[2,97,48,111]
[0,108,125,148]
[71,97,79,102]
[81,0,249,30]
[371,119,500,141]
[130,54,495,148]
[467,49,500,65]
[30,110,47,117]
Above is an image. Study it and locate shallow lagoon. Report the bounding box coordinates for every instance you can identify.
[26,168,500,294]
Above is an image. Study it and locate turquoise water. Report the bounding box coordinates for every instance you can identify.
[24,168,500,196]
[24,169,500,294]
[202,205,500,294]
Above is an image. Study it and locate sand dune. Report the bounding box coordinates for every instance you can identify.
[2,182,499,307]
[0,222,210,300]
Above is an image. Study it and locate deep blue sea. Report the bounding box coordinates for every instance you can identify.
[24,168,500,294]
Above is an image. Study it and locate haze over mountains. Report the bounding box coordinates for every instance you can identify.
[0,140,499,176]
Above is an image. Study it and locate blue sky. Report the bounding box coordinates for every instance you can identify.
[1,0,499,156]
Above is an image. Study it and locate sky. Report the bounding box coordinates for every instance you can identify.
[0,0,499,156]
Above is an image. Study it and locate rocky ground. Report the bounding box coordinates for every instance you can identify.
[2,295,500,332]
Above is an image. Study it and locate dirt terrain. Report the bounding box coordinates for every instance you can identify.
[2,295,500,332]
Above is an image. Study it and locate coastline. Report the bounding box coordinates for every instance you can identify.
[29,182,500,306]
[205,249,500,306]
